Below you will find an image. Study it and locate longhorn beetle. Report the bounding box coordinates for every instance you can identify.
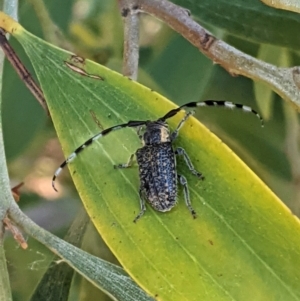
[52,101,263,222]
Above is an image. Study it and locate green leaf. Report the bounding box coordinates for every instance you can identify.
[171,0,300,49]
[29,209,89,301]
[26,220,154,301]
[4,13,300,301]
[2,38,46,160]
[253,45,290,120]
[146,34,214,103]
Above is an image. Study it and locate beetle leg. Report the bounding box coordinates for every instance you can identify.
[175,147,204,179]
[177,174,196,218]
[170,111,194,141]
[133,188,146,223]
[114,153,135,169]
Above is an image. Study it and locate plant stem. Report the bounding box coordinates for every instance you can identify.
[28,0,74,51]
[131,0,300,109]
[0,2,18,301]
[0,232,12,301]
[118,0,140,80]
[0,29,48,113]
[8,202,153,301]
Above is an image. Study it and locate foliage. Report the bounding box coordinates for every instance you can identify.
[1,1,300,301]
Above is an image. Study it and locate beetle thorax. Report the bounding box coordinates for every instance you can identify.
[142,120,170,145]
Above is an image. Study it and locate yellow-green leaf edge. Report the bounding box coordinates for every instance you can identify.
[2,12,300,301]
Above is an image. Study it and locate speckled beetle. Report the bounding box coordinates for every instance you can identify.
[52,101,263,222]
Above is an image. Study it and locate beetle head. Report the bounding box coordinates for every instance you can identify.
[142,120,170,145]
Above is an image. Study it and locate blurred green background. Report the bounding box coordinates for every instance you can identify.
[2,0,300,300]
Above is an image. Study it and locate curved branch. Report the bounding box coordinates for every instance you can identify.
[118,0,140,80]
[136,0,300,109]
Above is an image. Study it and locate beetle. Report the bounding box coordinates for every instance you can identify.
[52,100,263,222]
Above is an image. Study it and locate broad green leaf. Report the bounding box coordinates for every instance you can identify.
[171,0,300,49]
[3,12,300,301]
